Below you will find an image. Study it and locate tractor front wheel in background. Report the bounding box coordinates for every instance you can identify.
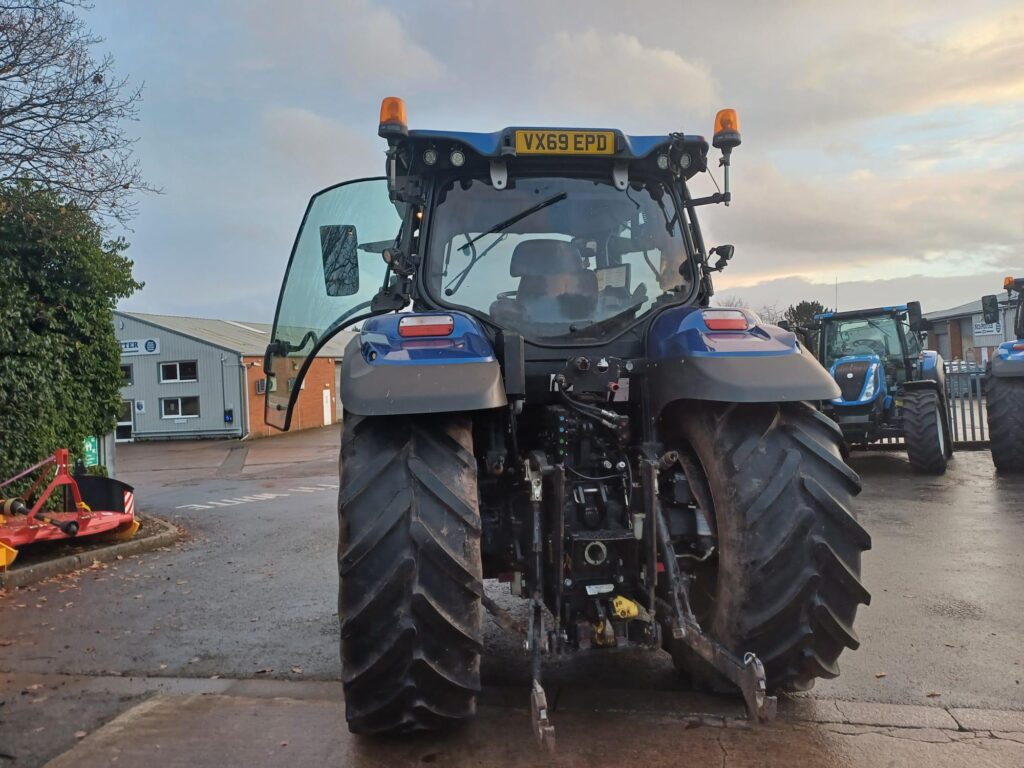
[986,376,1024,472]
[660,401,871,693]
[902,389,948,475]
[338,412,483,734]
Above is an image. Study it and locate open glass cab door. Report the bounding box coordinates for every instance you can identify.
[264,177,401,430]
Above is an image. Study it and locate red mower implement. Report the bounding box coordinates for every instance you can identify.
[0,448,139,571]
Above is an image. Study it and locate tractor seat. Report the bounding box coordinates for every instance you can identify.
[505,239,598,321]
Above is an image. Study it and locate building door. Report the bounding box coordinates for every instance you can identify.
[322,388,332,426]
[116,400,134,442]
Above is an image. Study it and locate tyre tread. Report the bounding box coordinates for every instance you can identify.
[339,413,482,734]
[987,376,1024,472]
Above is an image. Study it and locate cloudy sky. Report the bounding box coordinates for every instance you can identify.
[88,0,1024,319]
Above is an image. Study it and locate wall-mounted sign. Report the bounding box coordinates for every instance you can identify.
[135,400,146,414]
[82,435,99,467]
[121,338,160,356]
[972,315,1003,338]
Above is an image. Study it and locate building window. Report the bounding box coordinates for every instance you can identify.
[120,364,134,386]
[161,396,200,419]
[255,377,277,395]
[160,360,198,383]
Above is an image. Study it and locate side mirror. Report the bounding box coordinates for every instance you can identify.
[709,244,734,272]
[777,320,791,331]
[907,300,925,332]
[981,294,1000,325]
[320,225,359,297]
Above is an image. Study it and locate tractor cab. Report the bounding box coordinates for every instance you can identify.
[817,305,924,411]
[263,99,742,429]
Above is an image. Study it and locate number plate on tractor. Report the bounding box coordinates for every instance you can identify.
[515,130,615,155]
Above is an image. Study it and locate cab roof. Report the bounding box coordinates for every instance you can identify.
[405,128,708,162]
[815,305,909,322]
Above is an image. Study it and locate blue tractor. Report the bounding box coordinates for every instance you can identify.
[263,99,870,747]
[815,304,952,474]
[982,278,1024,471]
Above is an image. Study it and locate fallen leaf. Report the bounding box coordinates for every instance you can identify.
[159,664,168,670]
[74,731,87,739]
[926,692,942,698]
[255,668,273,675]
[290,666,303,675]
[875,672,887,679]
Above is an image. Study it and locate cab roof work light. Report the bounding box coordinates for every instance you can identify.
[378,96,408,138]
[1005,276,1018,290]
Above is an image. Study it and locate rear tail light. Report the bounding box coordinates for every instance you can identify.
[702,309,749,331]
[1013,343,1024,351]
[398,314,455,337]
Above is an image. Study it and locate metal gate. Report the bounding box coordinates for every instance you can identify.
[943,361,988,446]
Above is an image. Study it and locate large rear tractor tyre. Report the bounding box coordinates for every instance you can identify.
[660,401,871,692]
[986,376,1024,472]
[902,389,948,475]
[338,413,483,734]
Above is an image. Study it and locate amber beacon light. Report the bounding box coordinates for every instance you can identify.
[713,108,741,150]
[378,96,408,138]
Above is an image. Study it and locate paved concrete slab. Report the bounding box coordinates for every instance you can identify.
[44,693,1024,768]
[832,699,960,729]
[951,707,1024,732]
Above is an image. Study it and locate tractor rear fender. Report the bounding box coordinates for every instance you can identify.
[341,311,507,416]
[914,350,947,389]
[646,306,840,414]
[990,341,1024,378]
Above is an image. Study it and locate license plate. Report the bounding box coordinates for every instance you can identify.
[515,130,615,155]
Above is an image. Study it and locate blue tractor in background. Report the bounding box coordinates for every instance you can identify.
[815,304,952,474]
[982,278,1024,472]
[263,98,870,748]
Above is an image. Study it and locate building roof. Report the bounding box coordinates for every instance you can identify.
[925,291,1009,322]
[117,312,355,357]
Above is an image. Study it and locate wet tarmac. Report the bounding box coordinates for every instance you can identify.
[1,428,1022,766]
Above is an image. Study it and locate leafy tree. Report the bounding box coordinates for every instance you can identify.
[784,300,830,329]
[0,182,141,483]
[0,0,153,224]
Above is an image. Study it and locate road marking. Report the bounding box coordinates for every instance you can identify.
[175,490,322,511]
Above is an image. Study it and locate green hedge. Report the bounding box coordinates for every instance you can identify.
[0,184,141,486]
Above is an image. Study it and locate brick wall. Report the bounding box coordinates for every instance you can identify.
[244,356,337,438]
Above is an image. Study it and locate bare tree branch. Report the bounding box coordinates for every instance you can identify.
[0,0,155,224]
